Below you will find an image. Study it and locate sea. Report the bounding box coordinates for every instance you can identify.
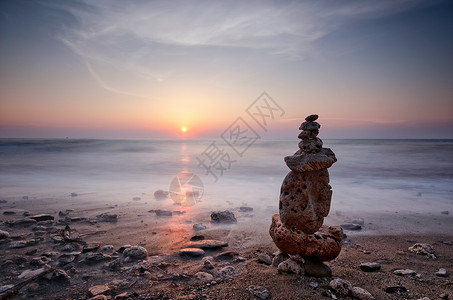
[1,138,452,219]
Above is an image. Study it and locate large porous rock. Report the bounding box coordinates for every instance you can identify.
[279,170,333,233]
[211,211,237,224]
[269,214,342,261]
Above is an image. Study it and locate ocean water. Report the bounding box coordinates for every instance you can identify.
[0,138,452,217]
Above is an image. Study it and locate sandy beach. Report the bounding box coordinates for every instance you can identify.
[1,194,452,300]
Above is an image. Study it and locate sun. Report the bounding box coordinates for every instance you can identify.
[181,127,187,133]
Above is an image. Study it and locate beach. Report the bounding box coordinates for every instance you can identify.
[1,139,452,299]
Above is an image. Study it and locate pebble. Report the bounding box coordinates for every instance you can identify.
[272,251,289,267]
[277,259,303,275]
[214,251,239,260]
[385,286,407,293]
[29,214,54,221]
[239,206,253,212]
[340,223,362,231]
[190,235,205,241]
[83,244,100,253]
[18,266,48,279]
[100,245,115,253]
[123,246,148,259]
[95,213,118,222]
[246,285,270,299]
[218,266,235,278]
[52,269,71,282]
[0,230,10,240]
[154,190,169,199]
[257,253,272,265]
[360,262,381,272]
[193,223,206,231]
[351,286,374,300]
[304,258,332,277]
[154,210,173,217]
[394,269,417,276]
[88,285,113,296]
[436,268,449,277]
[329,278,352,296]
[85,252,111,263]
[441,211,449,215]
[195,272,214,282]
[179,248,205,257]
[211,211,237,224]
[133,197,141,201]
[186,239,228,249]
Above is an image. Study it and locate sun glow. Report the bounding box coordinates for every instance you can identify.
[182,127,187,132]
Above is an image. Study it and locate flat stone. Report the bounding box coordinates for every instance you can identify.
[394,269,417,276]
[277,258,303,275]
[193,223,206,231]
[186,240,228,249]
[385,286,407,293]
[285,148,337,172]
[304,258,332,277]
[246,285,270,300]
[436,268,449,277]
[278,169,333,233]
[351,286,375,300]
[88,285,112,296]
[123,246,147,259]
[18,266,49,279]
[179,248,205,257]
[0,230,10,240]
[214,251,239,261]
[329,278,352,297]
[269,214,343,261]
[29,214,54,222]
[360,262,381,272]
[211,211,237,224]
[257,253,272,265]
[305,114,319,122]
[9,218,37,226]
[83,244,100,253]
[341,223,362,231]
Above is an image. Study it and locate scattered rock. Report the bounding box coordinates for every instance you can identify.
[9,240,27,249]
[100,245,115,253]
[329,278,352,297]
[29,214,54,221]
[154,190,169,199]
[239,206,253,212]
[190,235,205,241]
[195,272,214,282]
[340,223,362,231]
[18,266,49,279]
[385,286,407,293]
[218,266,235,278]
[179,248,205,257]
[351,286,374,300]
[360,262,381,272]
[51,269,71,282]
[103,258,122,271]
[211,211,237,224]
[277,259,303,275]
[133,197,141,201]
[55,254,76,266]
[154,210,172,217]
[186,240,228,249]
[394,269,417,276]
[214,251,239,261]
[272,251,289,267]
[70,193,78,197]
[441,211,449,215]
[436,268,449,277]
[30,256,52,266]
[247,285,270,299]
[193,224,206,231]
[0,230,10,240]
[202,257,215,269]
[85,252,111,264]
[257,253,272,265]
[88,285,113,296]
[122,246,147,259]
[8,218,37,226]
[408,243,436,259]
[0,199,7,203]
[89,295,108,300]
[304,258,332,277]
[83,244,100,253]
[96,213,118,222]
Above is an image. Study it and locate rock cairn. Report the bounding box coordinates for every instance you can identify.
[269,114,343,267]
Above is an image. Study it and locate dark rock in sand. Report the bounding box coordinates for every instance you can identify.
[360,262,381,272]
[133,197,141,201]
[154,210,172,217]
[247,285,270,300]
[385,286,407,294]
[179,248,205,257]
[329,278,352,296]
[211,211,237,224]
[441,211,449,215]
[0,200,7,203]
[83,244,100,253]
[190,235,205,241]
[0,230,10,240]
[393,269,417,276]
[85,253,111,264]
[8,218,37,226]
[3,211,16,215]
[436,268,449,277]
[346,218,365,225]
[214,251,239,261]
[30,214,54,222]
[341,223,362,231]
[55,254,76,266]
[193,224,207,231]
[172,210,185,215]
[239,206,253,212]
[154,190,169,199]
[88,285,114,297]
[195,271,214,282]
[351,287,374,300]
[103,258,122,271]
[51,269,70,282]
[257,253,272,265]
[123,246,148,259]
[95,213,118,222]
[58,211,69,217]
[304,258,332,277]
[186,239,228,249]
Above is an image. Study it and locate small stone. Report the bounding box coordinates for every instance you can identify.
[52,269,70,282]
[439,293,449,299]
[103,258,122,271]
[436,268,449,277]
[88,285,112,296]
[218,266,235,278]
[408,243,436,259]
[214,251,239,261]
[9,240,27,249]
[179,248,205,257]
[304,258,332,277]
[257,253,272,265]
[272,251,289,267]
[18,266,48,279]
[360,262,381,272]
[305,114,319,122]
[351,286,374,300]
[55,254,76,266]
[83,244,100,253]
[341,223,362,231]
[100,245,115,253]
[190,235,205,241]
[329,278,352,297]
[211,211,237,224]
[247,285,270,299]
[0,230,10,240]
[133,197,141,201]
[193,224,206,231]
[277,259,303,275]
[154,209,172,217]
[123,246,147,259]
[70,192,78,197]
[239,206,253,212]
[309,282,318,288]
[385,286,407,293]
[29,214,54,221]
[95,213,118,222]
[85,252,111,263]
[30,256,52,266]
[186,240,228,249]
[441,211,449,215]
[89,295,108,300]
[195,272,214,282]
[394,269,417,276]
[154,190,169,199]
[3,211,16,215]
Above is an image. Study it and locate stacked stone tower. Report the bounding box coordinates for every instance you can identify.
[270,115,343,265]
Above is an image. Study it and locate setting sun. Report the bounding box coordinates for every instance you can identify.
[182,127,187,132]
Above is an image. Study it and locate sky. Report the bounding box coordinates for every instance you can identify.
[1,0,452,139]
